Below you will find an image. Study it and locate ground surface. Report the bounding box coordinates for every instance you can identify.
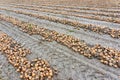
[0,0,120,80]
[0,0,120,8]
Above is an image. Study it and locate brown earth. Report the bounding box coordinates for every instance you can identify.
[0,0,120,8]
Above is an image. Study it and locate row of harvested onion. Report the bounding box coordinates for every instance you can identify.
[0,31,54,80]
[0,14,120,68]
[0,7,120,38]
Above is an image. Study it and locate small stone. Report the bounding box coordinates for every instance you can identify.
[118,60,120,68]
[69,77,73,80]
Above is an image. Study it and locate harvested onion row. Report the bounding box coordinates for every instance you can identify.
[0,8,120,38]
[0,14,120,68]
[42,5,120,13]
[14,5,120,18]
[12,4,120,23]
[0,31,54,80]
[12,4,120,13]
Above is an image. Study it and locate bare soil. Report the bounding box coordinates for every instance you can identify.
[0,0,120,8]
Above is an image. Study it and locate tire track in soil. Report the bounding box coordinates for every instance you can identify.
[0,53,21,80]
[1,19,118,80]
[0,10,120,51]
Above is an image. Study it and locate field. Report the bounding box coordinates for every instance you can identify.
[0,0,120,80]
